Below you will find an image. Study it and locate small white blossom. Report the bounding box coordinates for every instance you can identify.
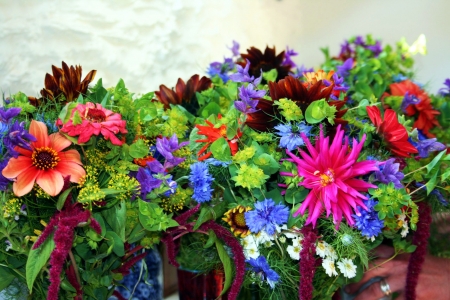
[326,245,338,261]
[322,258,338,277]
[337,258,357,278]
[278,236,287,243]
[316,241,329,258]
[262,240,274,248]
[242,235,260,259]
[5,240,12,252]
[287,244,302,260]
[254,231,274,246]
[397,213,410,237]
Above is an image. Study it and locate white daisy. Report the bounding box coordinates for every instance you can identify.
[326,245,338,261]
[322,258,338,277]
[287,244,302,260]
[242,235,260,259]
[336,258,357,278]
[316,241,329,258]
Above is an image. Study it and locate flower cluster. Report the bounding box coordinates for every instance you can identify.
[1,34,450,300]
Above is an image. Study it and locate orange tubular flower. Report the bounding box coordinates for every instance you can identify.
[2,120,85,197]
[390,80,440,137]
[195,118,241,161]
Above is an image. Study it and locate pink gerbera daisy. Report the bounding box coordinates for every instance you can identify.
[284,125,378,228]
[60,102,127,145]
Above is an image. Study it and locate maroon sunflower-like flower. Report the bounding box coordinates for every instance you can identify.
[155,74,212,114]
[238,46,292,82]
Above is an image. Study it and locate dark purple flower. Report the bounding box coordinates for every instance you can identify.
[244,198,289,235]
[354,36,365,46]
[246,256,280,289]
[3,120,36,158]
[136,166,163,199]
[336,58,354,78]
[229,59,255,83]
[401,92,421,113]
[366,40,382,57]
[409,131,446,158]
[339,40,354,58]
[156,134,188,168]
[234,83,265,114]
[229,40,240,57]
[374,158,404,189]
[282,46,298,67]
[353,197,384,238]
[438,78,450,97]
[0,107,21,123]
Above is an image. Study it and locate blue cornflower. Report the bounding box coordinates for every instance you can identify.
[353,198,384,238]
[374,158,404,189]
[246,256,280,289]
[400,92,421,113]
[156,134,189,168]
[228,40,240,57]
[274,122,313,151]
[204,158,231,167]
[409,131,446,158]
[207,58,234,83]
[234,84,265,114]
[229,59,255,83]
[35,113,58,133]
[282,46,298,67]
[438,78,450,97]
[244,199,289,235]
[189,162,214,203]
[415,183,447,206]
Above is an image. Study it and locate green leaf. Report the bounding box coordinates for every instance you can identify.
[193,201,228,230]
[102,201,126,241]
[210,137,232,161]
[355,81,373,97]
[215,236,233,296]
[58,102,78,124]
[284,188,308,205]
[26,237,55,291]
[305,99,336,124]
[72,110,83,125]
[426,149,446,174]
[253,153,280,175]
[200,102,222,119]
[56,187,74,210]
[262,69,278,83]
[0,266,15,291]
[129,139,149,159]
[227,81,238,99]
[425,169,439,195]
[105,231,125,256]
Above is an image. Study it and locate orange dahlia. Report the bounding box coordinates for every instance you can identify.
[2,120,85,197]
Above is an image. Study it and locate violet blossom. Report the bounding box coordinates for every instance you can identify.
[282,46,298,67]
[336,58,354,78]
[401,92,421,113]
[156,134,188,168]
[374,158,405,189]
[229,59,255,83]
[409,131,446,158]
[234,83,265,114]
[229,40,240,57]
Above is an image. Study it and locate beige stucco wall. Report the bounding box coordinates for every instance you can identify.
[1,0,449,97]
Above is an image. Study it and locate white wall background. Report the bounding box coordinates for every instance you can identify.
[1,0,449,97]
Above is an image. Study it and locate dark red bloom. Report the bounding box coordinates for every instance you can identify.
[155,74,212,113]
[405,201,432,299]
[239,46,291,82]
[390,80,440,137]
[299,225,318,300]
[366,105,418,157]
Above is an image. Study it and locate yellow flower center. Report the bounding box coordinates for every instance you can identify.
[318,168,335,187]
[86,108,106,123]
[32,147,60,170]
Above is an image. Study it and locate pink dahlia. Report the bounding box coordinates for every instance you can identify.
[284,125,378,228]
[60,102,127,145]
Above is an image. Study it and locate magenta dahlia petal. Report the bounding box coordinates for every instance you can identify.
[287,125,377,228]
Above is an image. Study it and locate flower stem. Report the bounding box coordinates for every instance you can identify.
[68,250,82,289]
[404,165,428,177]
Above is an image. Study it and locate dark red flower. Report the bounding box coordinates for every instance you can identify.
[366,105,418,157]
[390,80,440,137]
[155,74,211,113]
[239,46,291,82]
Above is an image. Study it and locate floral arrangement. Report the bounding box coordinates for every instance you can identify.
[1,34,449,300]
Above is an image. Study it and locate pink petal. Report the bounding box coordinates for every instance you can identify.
[54,161,86,183]
[29,120,50,148]
[49,133,72,152]
[2,156,34,179]
[36,169,64,196]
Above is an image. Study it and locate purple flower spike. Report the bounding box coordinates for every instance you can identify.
[229,59,254,83]
[156,134,188,168]
[374,158,404,189]
[0,107,21,123]
[229,40,240,57]
[336,58,354,78]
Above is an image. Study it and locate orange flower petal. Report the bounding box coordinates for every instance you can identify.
[29,120,50,148]
[2,156,34,179]
[15,146,33,157]
[13,168,40,197]
[49,132,72,152]
[54,161,86,183]
[59,149,82,165]
[36,169,64,197]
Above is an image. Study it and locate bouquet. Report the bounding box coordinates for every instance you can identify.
[1,34,449,300]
